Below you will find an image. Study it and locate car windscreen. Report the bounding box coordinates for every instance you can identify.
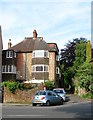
[53,90,64,93]
[36,91,46,95]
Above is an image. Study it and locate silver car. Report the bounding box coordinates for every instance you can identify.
[32,90,63,106]
[53,88,66,101]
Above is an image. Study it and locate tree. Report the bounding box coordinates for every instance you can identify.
[86,40,92,63]
[73,40,86,70]
[59,38,87,90]
[75,63,93,93]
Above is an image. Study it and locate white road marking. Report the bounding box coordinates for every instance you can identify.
[3,114,47,117]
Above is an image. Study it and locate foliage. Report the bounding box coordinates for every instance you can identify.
[45,81,55,90]
[1,81,34,93]
[73,40,86,70]
[81,92,93,99]
[64,67,74,85]
[86,40,92,63]
[75,63,93,93]
[60,38,87,69]
[59,38,87,91]
[2,82,18,93]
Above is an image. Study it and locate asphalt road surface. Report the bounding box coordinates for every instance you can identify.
[1,101,92,119]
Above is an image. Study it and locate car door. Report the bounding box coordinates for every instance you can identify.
[47,91,56,104]
[52,92,61,104]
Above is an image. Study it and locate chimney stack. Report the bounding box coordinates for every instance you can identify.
[8,39,12,48]
[33,30,37,39]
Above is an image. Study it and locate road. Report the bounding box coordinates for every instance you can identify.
[1,101,92,119]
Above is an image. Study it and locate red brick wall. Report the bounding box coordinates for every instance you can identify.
[16,53,24,79]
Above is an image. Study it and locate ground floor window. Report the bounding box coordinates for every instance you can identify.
[2,65,16,73]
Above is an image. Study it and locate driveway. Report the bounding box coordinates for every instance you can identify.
[65,94,91,105]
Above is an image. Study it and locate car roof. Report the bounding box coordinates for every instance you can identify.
[37,90,53,92]
[53,88,65,90]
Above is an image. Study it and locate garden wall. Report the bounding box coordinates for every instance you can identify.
[3,84,44,104]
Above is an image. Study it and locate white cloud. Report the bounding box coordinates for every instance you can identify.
[0,1,91,50]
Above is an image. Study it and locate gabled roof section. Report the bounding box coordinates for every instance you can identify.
[8,30,59,53]
[9,37,58,52]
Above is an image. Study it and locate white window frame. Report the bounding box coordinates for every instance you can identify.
[44,50,48,58]
[14,52,16,58]
[6,51,13,58]
[56,67,59,74]
[32,50,48,58]
[56,55,59,61]
[2,65,16,74]
[32,64,49,72]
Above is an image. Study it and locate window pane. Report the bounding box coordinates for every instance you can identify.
[14,52,16,58]
[10,51,13,57]
[33,50,44,58]
[6,51,13,58]
[9,65,12,72]
[36,66,43,71]
[2,66,5,72]
[44,66,48,71]
[6,66,8,72]
[32,66,35,71]
[44,51,48,57]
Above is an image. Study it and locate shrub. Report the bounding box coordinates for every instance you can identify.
[45,81,55,90]
[81,92,93,99]
[2,82,18,93]
[1,81,34,93]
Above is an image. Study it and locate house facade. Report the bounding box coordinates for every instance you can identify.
[2,30,60,86]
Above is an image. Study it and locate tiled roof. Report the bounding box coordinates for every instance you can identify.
[9,37,58,52]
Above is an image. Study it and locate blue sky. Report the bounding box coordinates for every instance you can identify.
[0,0,92,51]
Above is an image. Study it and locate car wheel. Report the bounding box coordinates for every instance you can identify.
[60,99,63,105]
[46,100,51,106]
[32,103,37,106]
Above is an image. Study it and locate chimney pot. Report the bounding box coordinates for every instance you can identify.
[8,39,12,48]
[33,30,37,39]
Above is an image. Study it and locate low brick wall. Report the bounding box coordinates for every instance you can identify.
[3,84,44,104]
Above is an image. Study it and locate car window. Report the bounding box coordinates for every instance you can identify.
[36,91,46,95]
[54,90,64,93]
[48,92,52,96]
[52,92,57,96]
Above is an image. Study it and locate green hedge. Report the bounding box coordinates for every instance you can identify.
[45,81,55,90]
[1,81,35,94]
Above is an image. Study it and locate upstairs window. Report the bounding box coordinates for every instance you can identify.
[32,50,48,58]
[56,55,59,61]
[6,51,13,58]
[44,50,48,57]
[14,52,16,58]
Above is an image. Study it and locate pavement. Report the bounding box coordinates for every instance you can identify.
[1,94,92,106]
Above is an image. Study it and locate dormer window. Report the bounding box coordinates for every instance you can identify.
[6,51,13,58]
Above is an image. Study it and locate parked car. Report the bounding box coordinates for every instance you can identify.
[53,88,66,101]
[32,90,63,106]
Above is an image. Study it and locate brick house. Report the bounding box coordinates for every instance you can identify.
[2,30,60,86]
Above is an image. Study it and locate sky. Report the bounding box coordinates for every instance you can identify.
[0,0,92,51]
